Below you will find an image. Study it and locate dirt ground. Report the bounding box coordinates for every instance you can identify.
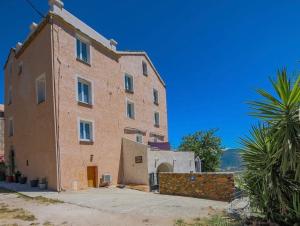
[0,187,228,226]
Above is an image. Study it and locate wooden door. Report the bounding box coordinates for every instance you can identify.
[87,166,97,187]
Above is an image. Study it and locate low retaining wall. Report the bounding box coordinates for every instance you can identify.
[159,172,234,201]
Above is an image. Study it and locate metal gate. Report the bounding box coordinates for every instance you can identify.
[149,172,159,191]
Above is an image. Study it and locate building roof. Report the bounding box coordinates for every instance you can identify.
[117,51,166,87]
[3,1,166,86]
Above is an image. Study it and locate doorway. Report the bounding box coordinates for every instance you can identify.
[87,166,97,188]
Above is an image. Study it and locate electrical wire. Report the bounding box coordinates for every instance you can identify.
[24,0,45,18]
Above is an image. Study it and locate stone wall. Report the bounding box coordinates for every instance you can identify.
[159,172,234,201]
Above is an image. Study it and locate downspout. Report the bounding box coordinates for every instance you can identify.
[50,15,61,192]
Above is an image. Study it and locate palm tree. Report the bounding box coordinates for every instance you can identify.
[241,69,300,224]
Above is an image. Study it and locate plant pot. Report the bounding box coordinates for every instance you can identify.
[30,179,39,187]
[6,175,13,183]
[38,183,46,190]
[15,175,21,183]
[20,177,27,184]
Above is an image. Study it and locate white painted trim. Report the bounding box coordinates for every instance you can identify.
[77,117,95,142]
[75,74,94,105]
[35,73,46,104]
[75,34,91,64]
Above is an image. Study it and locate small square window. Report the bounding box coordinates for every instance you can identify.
[142,61,148,76]
[136,134,143,143]
[127,101,135,119]
[79,120,93,141]
[153,89,159,105]
[7,86,12,105]
[36,74,46,104]
[9,118,14,137]
[154,112,160,127]
[18,62,23,75]
[76,38,90,64]
[77,78,92,105]
[124,74,134,93]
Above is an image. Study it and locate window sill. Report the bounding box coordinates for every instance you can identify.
[78,101,93,108]
[154,124,160,128]
[143,73,148,76]
[37,100,45,105]
[76,58,91,66]
[127,116,135,120]
[79,140,94,145]
[125,90,134,94]
[154,102,159,106]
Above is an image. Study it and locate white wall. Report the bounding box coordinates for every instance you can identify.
[147,150,195,174]
[122,138,149,185]
[122,138,196,186]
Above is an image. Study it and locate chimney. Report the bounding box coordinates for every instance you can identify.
[16,42,23,52]
[49,0,64,11]
[29,22,38,33]
[110,39,118,51]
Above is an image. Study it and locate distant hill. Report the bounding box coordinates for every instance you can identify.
[220,148,244,171]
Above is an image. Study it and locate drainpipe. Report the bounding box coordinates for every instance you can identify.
[50,15,61,192]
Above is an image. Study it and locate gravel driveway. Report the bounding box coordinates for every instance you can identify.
[0,182,228,226]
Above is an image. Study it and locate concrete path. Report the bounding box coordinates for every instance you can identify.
[0,181,229,222]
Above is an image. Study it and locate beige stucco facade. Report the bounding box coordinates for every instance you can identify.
[122,138,195,186]
[3,2,170,191]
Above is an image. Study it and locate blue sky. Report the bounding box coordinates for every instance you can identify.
[1,0,300,148]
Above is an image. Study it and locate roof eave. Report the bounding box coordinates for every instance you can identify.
[117,51,166,87]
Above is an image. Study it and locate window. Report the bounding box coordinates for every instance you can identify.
[18,62,23,75]
[9,118,13,137]
[153,89,158,105]
[154,112,160,127]
[9,62,12,76]
[77,78,92,105]
[127,100,135,119]
[76,37,90,64]
[124,74,133,93]
[7,86,12,105]
[142,61,148,76]
[79,120,93,141]
[136,134,143,143]
[36,74,46,104]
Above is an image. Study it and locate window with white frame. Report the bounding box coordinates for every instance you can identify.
[79,120,93,141]
[9,118,13,137]
[154,112,160,127]
[142,61,148,76]
[77,77,92,105]
[8,86,12,105]
[153,89,158,105]
[36,74,46,104]
[124,74,133,92]
[76,37,90,64]
[136,134,143,143]
[126,100,135,119]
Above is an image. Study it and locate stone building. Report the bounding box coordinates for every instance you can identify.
[3,0,194,191]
